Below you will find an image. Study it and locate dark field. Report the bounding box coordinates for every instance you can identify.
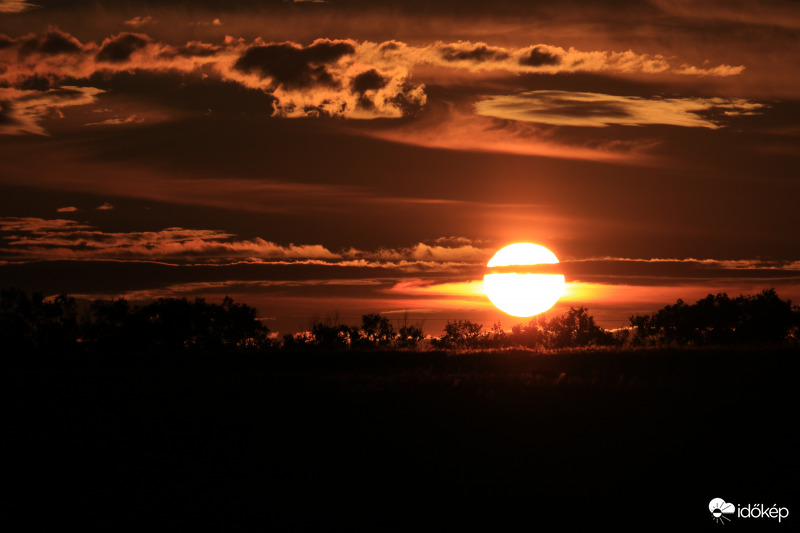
[8,347,799,530]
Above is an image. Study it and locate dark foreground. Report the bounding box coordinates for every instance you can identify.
[8,347,799,530]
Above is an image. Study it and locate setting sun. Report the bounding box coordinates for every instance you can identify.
[483,243,566,317]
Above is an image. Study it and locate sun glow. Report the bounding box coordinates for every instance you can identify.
[483,243,566,317]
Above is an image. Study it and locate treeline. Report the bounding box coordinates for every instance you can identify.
[1,287,798,355]
[0,289,270,354]
[627,289,799,347]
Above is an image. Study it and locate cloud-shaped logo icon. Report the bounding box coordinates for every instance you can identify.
[709,498,736,524]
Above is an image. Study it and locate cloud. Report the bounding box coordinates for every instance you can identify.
[651,0,800,31]
[56,206,78,213]
[124,16,155,28]
[0,217,343,263]
[226,38,426,117]
[519,46,562,67]
[95,32,152,63]
[439,43,510,63]
[0,31,428,124]
[0,0,37,14]
[96,202,114,210]
[0,86,104,135]
[358,240,491,263]
[86,115,144,127]
[233,39,356,89]
[0,29,748,134]
[189,18,223,27]
[475,91,765,129]
[0,217,91,233]
[415,40,742,77]
[0,217,495,269]
[367,102,653,162]
[17,27,83,57]
[558,257,800,287]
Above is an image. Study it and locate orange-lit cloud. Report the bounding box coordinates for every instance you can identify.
[86,114,144,127]
[415,41,743,77]
[0,220,341,262]
[0,217,489,267]
[475,91,765,129]
[0,86,104,135]
[362,241,490,263]
[124,16,155,28]
[3,216,798,332]
[0,28,751,134]
[366,104,655,163]
[0,0,35,14]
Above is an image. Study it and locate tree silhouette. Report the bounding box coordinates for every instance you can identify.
[432,320,485,349]
[1,289,79,353]
[546,306,613,349]
[503,307,613,350]
[4,287,795,355]
[396,313,425,349]
[350,313,395,349]
[310,321,351,350]
[2,290,271,354]
[629,289,798,347]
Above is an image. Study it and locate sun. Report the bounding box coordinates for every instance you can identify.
[483,243,566,317]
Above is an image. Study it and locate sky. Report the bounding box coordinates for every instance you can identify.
[1,0,799,336]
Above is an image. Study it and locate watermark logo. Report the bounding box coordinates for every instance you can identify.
[709,497,790,524]
[709,498,735,524]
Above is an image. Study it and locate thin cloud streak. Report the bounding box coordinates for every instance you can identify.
[365,104,654,163]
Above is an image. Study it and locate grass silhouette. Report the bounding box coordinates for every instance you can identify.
[8,345,798,529]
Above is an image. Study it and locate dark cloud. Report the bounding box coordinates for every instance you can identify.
[0,34,16,50]
[16,28,84,57]
[82,70,277,115]
[351,69,387,94]
[17,75,54,91]
[0,99,14,125]
[440,44,509,62]
[519,46,561,67]
[351,69,388,109]
[95,32,151,63]
[386,87,426,117]
[540,100,631,118]
[233,39,355,89]
[157,41,222,59]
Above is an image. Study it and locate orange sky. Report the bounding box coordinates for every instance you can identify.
[1,0,799,335]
